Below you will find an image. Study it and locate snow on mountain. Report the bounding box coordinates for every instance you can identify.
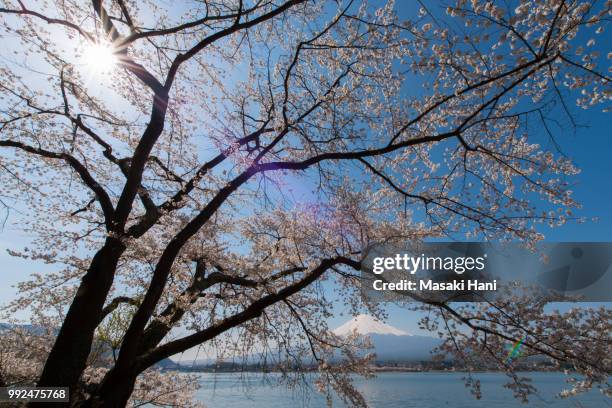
[332,315,442,362]
[333,314,410,337]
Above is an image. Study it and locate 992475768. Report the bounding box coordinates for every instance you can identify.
[0,387,69,402]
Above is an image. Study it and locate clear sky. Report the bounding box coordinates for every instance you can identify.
[321,104,612,336]
[327,1,612,335]
[1,2,610,340]
[289,121,612,337]
[323,2,612,334]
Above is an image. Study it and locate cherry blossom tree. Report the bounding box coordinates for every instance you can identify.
[0,0,610,406]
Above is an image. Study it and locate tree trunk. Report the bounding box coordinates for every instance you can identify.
[36,237,125,397]
[83,366,137,408]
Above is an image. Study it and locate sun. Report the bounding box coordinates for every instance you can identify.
[81,41,118,74]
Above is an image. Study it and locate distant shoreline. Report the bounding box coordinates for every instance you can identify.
[173,366,564,374]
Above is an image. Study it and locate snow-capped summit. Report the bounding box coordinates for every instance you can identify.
[333,314,410,337]
[331,315,442,362]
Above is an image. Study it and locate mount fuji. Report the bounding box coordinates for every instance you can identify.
[333,314,410,337]
[333,314,441,362]
[172,315,442,369]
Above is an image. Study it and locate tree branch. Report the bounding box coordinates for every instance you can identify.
[136,256,360,369]
[0,139,115,229]
[99,296,140,324]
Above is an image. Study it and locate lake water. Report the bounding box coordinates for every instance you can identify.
[195,372,610,408]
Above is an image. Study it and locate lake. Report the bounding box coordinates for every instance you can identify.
[195,372,610,407]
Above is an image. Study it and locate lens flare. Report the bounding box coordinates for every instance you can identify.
[504,336,526,364]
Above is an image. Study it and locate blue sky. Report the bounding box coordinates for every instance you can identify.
[324,2,612,334]
[323,105,612,335]
[1,1,611,339]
